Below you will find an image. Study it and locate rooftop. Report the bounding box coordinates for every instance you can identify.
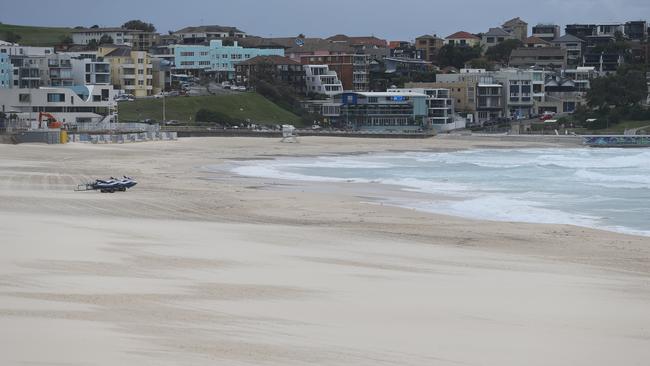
[484,27,512,37]
[236,55,299,65]
[174,25,245,35]
[446,31,480,40]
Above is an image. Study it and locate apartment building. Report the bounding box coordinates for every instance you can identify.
[531,24,560,42]
[172,40,284,80]
[415,34,444,62]
[502,17,528,42]
[173,25,247,44]
[481,28,516,49]
[1,45,54,89]
[70,58,111,85]
[45,54,74,87]
[235,55,305,92]
[0,84,117,126]
[389,87,459,131]
[563,66,597,92]
[301,54,370,92]
[327,35,390,61]
[624,21,648,40]
[494,69,534,119]
[406,80,477,123]
[325,91,428,131]
[304,65,343,96]
[0,52,12,89]
[99,46,154,97]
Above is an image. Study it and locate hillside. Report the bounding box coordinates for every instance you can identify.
[0,23,72,47]
[117,93,302,125]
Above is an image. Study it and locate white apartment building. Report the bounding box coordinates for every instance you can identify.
[389,87,464,131]
[0,84,118,127]
[71,28,131,46]
[304,65,343,96]
[70,59,111,85]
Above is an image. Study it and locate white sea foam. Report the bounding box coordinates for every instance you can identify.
[226,148,650,237]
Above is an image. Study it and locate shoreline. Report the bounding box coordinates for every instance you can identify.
[1,136,649,365]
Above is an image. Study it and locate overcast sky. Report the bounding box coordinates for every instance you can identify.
[4,0,649,40]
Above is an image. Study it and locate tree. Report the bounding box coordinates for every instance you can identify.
[3,31,21,44]
[467,57,493,70]
[60,35,73,46]
[437,44,482,69]
[485,39,522,63]
[122,20,156,32]
[86,39,99,50]
[98,34,114,45]
[587,68,646,111]
[90,25,99,29]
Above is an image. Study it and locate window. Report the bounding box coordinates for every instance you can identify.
[138,80,144,86]
[180,52,195,57]
[138,69,144,74]
[47,93,65,102]
[487,37,495,43]
[137,58,144,64]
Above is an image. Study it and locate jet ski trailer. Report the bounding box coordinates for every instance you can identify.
[75,176,138,193]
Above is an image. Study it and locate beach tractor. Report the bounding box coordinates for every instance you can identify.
[38,112,63,129]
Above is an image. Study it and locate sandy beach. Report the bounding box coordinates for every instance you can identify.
[1,136,649,366]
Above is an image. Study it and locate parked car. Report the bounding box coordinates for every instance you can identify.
[540,112,556,121]
[164,120,180,126]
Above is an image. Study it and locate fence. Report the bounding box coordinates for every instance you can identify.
[68,131,177,144]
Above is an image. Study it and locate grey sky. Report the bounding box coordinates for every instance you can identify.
[3,0,649,40]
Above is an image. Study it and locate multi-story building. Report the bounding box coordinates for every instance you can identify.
[563,66,597,92]
[304,65,343,96]
[444,31,481,47]
[383,57,433,75]
[389,41,422,59]
[71,27,158,51]
[324,91,428,131]
[624,21,648,40]
[407,80,476,120]
[502,17,528,42]
[301,54,369,92]
[70,58,111,85]
[481,28,516,49]
[565,24,597,40]
[172,40,284,80]
[415,34,444,62]
[552,34,584,67]
[389,87,460,131]
[494,69,534,119]
[235,55,305,92]
[532,24,560,42]
[583,52,623,74]
[476,80,504,123]
[45,54,74,87]
[0,52,12,89]
[509,47,567,69]
[172,25,247,44]
[327,35,389,61]
[0,84,117,126]
[99,46,154,97]
[1,45,54,89]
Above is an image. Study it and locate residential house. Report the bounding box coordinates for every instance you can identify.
[563,66,597,92]
[502,17,528,42]
[235,55,305,92]
[509,47,567,69]
[444,32,480,47]
[303,64,343,96]
[552,34,584,67]
[325,91,428,131]
[415,34,444,62]
[99,46,154,97]
[481,28,516,50]
[531,24,560,42]
[523,36,551,48]
[173,25,247,44]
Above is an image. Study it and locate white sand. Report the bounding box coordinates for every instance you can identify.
[0,137,649,365]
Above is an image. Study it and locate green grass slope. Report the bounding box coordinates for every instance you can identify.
[0,23,72,46]
[118,93,301,125]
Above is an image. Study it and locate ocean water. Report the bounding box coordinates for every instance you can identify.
[231,148,650,236]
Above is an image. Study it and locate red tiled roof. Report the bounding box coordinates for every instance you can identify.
[445,31,480,40]
[524,36,550,45]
